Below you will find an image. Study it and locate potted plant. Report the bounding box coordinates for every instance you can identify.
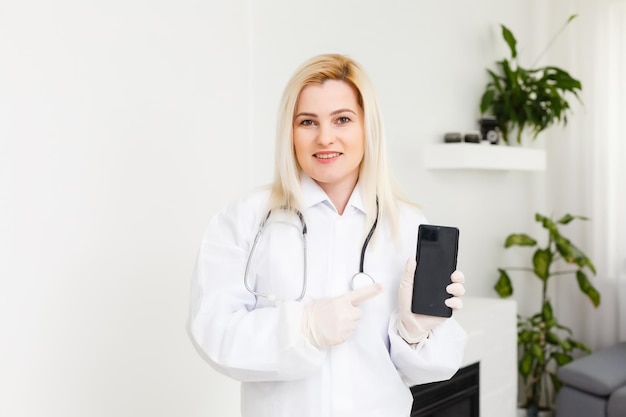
[479,15,583,144]
[494,213,601,417]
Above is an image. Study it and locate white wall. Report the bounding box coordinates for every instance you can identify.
[1,1,548,416]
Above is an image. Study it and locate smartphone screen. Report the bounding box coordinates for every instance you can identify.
[411,224,459,317]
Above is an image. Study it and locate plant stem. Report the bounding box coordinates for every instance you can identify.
[532,14,578,67]
[550,270,578,276]
[501,267,535,272]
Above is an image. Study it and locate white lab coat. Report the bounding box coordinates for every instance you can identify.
[189,174,467,417]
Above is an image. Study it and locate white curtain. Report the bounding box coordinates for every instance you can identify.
[547,0,626,350]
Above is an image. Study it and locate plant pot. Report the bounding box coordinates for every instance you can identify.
[517,408,554,417]
[503,126,532,146]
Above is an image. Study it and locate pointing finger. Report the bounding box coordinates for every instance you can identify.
[400,258,417,290]
[405,257,417,276]
[346,283,384,306]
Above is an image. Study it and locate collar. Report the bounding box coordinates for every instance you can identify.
[300,173,366,215]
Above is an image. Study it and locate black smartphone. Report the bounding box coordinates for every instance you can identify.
[411,224,460,317]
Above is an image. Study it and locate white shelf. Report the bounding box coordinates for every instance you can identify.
[424,143,546,171]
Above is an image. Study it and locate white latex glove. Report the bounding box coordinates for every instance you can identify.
[302,283,383,349]
[397,258,465,344]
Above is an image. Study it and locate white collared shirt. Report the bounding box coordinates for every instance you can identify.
[189,175,467,417]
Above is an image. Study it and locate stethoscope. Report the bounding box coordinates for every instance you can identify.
[243,201,379,304]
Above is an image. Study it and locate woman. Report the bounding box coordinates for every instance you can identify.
[188,53,467,417]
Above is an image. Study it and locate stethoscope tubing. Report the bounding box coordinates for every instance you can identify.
[243,207,308,302]
[244,200,378,304]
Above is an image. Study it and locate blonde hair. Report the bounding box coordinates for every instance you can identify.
[270,53,406,234]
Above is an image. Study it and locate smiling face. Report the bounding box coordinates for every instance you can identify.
[293,79,365,206]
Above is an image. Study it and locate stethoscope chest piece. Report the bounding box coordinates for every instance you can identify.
[351,272,376,290]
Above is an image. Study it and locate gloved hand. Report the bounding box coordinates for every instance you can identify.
[397,258,465,344]
[302,283,383,349]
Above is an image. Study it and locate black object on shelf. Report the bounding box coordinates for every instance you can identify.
[479,116,501,144]
[464,132,481,143]
[444,132,462,143]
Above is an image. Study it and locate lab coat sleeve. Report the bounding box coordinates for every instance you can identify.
[387,311,467,386]
[188,201,326,382]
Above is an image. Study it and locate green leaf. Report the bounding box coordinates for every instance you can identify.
[494,269,513,297]
[552,352,573,366]
[486,68,504,92]
[554,321,573,335]
[520,352,533,377]
[518,328,535,343]
[530,313,544,327]
[576,270,601,307]
[480,90,495,114]
[554,235,576,263]
[558,238,598,274]
[585,256,597,275]
[568,338,592,354]
[531,342,544,362]
[545,331,560,345]
[542,301,554,322]
[501,25,518,58]
[557,214,575,224]
[546,331,572,352]
[550,371,563,393]
[505,234,536,248]
[555,235,593,270]
[536,214,558,237]
[533,248,552,280]
[559,337,572,352]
